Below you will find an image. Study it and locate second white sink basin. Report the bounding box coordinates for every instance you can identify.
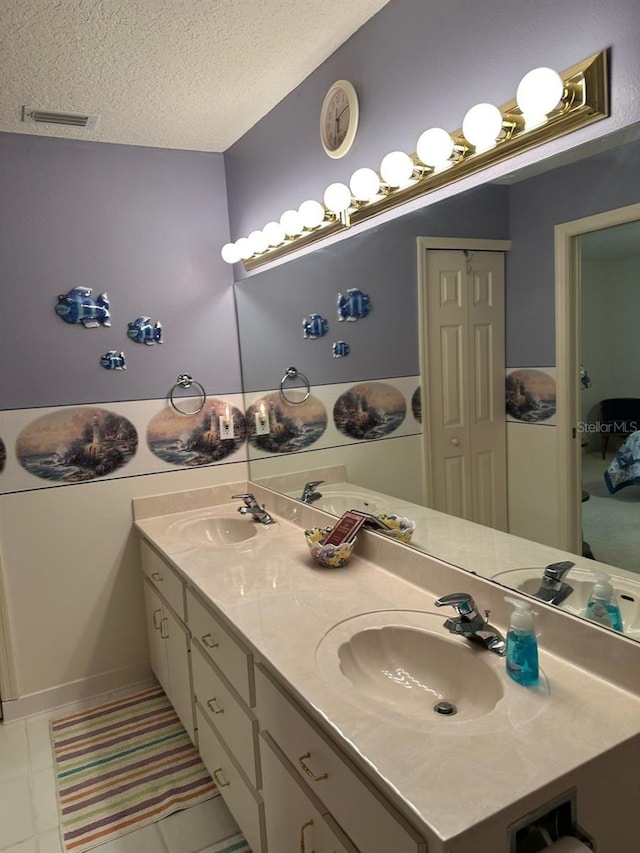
[338,623,503,721]
[316,610,549,731]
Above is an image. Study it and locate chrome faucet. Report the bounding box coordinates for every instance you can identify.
[231,493,275,525]
[299,480,325,504]
[533,560,574,605]
[434,593,506,656]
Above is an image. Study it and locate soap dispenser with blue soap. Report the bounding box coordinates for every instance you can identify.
[504,596,539,686]
[583,570,623,632]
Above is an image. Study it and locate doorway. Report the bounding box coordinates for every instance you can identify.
[418,238,511,530]
[555,202,640,571]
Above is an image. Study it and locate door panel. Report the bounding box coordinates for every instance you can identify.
[424,249,507,530]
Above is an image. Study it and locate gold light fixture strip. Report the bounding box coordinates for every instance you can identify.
[242,50,608,271]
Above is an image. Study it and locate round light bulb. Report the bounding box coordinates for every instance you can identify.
[349,167,381,201]
[416,127,455,169]
[516,67,564,128]
[298,199,325,229]
[235,237,253,261]
[380,151,415,187]
[279,209,303,237]
[220,242,241,264]
[462,103,504,153]
[263,221,285,246]
[247,229,269,254]
[323,182,352,214]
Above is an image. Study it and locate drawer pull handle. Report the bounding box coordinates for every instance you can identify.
[206,697,224,715]
[160,617,169,639]
[151,572,163,582]
[298,752,328,782]
[201,633,219,649]
[152,609,162,630]
[299,818,314,853]
[212,768,230,788]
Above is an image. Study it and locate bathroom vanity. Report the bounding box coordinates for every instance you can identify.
[133,481,640,853]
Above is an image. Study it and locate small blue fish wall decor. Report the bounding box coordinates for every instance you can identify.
[332,341,350,358]
[127,317,163,345]
[55,287,111,328]
[100,350,127,370]
[303,313,329,339]
[337,288,371,322]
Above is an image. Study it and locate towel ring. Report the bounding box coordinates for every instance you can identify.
[280,366,311,404]
[169,374,206,415]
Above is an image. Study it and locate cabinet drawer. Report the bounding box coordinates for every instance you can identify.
[187,588,254,707]
[256,665,425,853]
[196,704,266,853]
[192,641,260,787]
[261,731,358,853]
[140,540,185,619]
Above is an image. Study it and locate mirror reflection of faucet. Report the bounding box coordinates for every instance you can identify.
[532,561,575,605]
[434,593,506,656]
[299,480,325,504]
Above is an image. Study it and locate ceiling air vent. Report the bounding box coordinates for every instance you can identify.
[22,106,98,128]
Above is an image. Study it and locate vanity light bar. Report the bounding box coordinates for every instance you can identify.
[222,50,608,271]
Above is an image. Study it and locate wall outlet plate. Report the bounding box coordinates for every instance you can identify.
[219,416,234,440]
[255,413,270,435]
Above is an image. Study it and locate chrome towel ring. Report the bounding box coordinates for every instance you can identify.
[280,366,311,404]
[169,374,206,415]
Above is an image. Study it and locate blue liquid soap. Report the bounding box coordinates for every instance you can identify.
[506,629,540,686]
[504,596,539,687]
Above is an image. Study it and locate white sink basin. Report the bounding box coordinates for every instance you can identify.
[491,567,640,638]
[171,514,267,548]
[316,610,548,730]
[338,623,503,721]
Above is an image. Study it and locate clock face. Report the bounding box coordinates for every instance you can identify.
[320,80,359,159]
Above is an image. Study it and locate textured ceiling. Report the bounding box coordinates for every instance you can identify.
[0,0,390,152]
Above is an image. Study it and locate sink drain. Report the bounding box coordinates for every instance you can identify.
[433,701,458,716]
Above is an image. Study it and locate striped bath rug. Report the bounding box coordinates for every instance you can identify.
[50,685,221,853]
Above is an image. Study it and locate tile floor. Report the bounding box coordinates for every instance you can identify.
[0,689,242,853]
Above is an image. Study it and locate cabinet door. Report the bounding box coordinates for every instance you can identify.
[261,732,357,853]
[164,605,195,744]
[143,579,170,694]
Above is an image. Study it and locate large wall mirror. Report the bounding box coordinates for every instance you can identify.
[234,127,640,641]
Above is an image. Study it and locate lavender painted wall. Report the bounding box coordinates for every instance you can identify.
[235,184,509,392]
[0,132,238,410]
[506,138,640,366]
[224,0,640,242]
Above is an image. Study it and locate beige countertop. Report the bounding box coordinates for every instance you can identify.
[134,483,640,848]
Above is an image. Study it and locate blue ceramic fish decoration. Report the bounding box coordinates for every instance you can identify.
[337,288,371,322]
[303,313,329,339]
[127,317,163,345]
[55,287,111,328]
[100,350,127,370]
[332,341,350,358]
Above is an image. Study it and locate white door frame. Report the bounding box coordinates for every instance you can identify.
[555,202,640,553]
[417,237,512,506]
[0,550,19,703]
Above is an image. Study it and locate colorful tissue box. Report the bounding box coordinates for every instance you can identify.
[376,514,416,544]
[304,526,356,569]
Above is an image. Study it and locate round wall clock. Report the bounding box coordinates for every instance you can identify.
[320,80,359,159]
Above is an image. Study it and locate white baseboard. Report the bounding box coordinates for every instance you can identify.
[1,662,153,722]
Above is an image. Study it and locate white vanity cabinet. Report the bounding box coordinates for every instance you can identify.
[140,541,195,743]
[255,664,427,853]
[260,730,358,853]
[186,588,267,853]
